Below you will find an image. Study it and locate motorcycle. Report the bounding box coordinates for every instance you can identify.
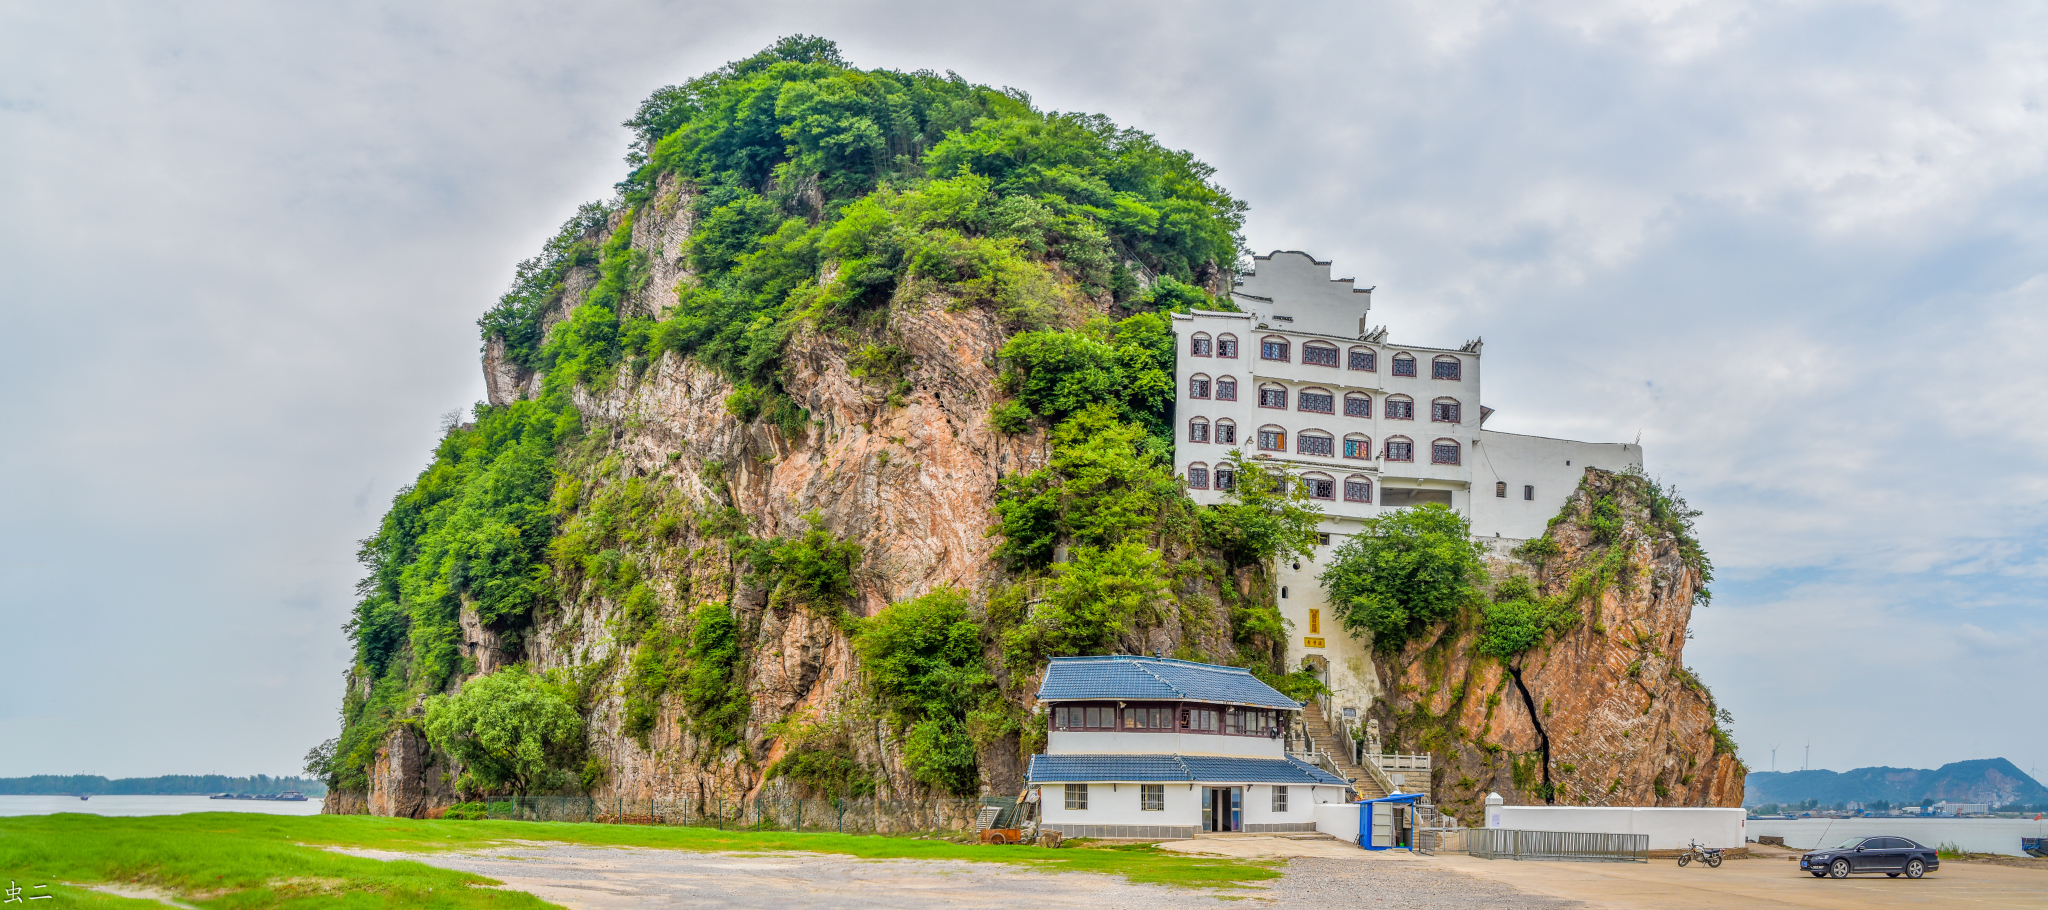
[1677,840,1724,868]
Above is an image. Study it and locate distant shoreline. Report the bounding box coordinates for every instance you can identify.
[0,774,327,797]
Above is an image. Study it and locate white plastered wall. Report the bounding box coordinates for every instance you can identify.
[1049,730,1287,758]
[1490,806,1747,850]
[1467,432,1644,540]
[1038,782,1200,830]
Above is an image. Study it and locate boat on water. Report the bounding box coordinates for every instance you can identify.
[209,791,309,802]
[2024,837,2046,858]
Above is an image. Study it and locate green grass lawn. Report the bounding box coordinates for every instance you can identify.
[0,812,1280,908]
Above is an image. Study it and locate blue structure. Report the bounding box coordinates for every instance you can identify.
[1356,792,1426,850]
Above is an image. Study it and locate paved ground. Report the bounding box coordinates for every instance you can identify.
[340,841,1579,909]
[1435,847,2048,910]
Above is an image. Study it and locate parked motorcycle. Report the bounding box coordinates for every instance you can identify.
[1677,840,1724,868]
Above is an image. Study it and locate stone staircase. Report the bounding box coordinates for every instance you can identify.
[1300,701,1387,800]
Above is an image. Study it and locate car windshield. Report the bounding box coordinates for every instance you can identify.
[1831,837,1866,850]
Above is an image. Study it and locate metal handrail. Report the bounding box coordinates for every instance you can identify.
[1469,828,1649,863]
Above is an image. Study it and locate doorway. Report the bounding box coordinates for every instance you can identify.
[1200,786,1242,832]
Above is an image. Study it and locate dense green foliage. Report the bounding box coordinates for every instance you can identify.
[1319,504,1487,652]
[854,589,1001,795]
[1198,452,1323,568]
[1475,576,1578,660]
[990,407,1188,570]
[997,313,1177,446]
[741,513,863,616]
[423,666,585,796]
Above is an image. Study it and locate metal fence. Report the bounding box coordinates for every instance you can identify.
[1468,828,1649,863]
[1414,828,1468,855]
[475,796,985,835]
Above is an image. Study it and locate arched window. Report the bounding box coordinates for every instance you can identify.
[1301,472,1336,500]
[1348,346,1376,371]
[1187,462,1210,489]
[1431,397,1461,423]
[1215,418,1237,445]
[1302,342,1339,367]
[1188,417,1210,443]
[1298,387,1335,414]
[1343,433,1371,459]
[1216,464,1237,491]
[1496,481,1507,498]
[1260,336,1291,362]
[1215,376,1238,401]
[1189,373,1211,399]
[1216,334,1239,358]
[1524,484,1534,501]
[1432,438,1462,465]
[1190,332,1213,357]
[1385,436,1414,462]
[1392,352,1417,377]
[1432,355,1461,381]
[1344,392,1372,418]
[1258,383,1288,409]
[1298,430,1335,457]
[1385,395,1415,420]
[1257,425,1287,451]
[1345,475,1373,503]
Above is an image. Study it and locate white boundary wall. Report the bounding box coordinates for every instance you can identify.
[1489,806,1747,850]
[1314,801,1361,843]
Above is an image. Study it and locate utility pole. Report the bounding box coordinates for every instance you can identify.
[1804,742,1810,772]
[1771,744,1779,773]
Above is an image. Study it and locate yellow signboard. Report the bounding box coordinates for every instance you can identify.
[1303,637,1325,649]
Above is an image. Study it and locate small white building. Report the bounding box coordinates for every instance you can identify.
[1172,251,1646,719]
[1028,655,1352,840]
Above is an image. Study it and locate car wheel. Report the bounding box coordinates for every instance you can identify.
[1905,858,1925,879]
[1678,853,1691,867]
[1706,854,1722,868]
[1830,858,1852,878]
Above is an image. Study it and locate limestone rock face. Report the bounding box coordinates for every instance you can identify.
[1371,469,1742,821]
[362,725,455,818]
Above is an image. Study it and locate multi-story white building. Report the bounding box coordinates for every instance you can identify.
[1171,251,1643,719]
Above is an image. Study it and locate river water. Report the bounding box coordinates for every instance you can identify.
[1748,817,2048,856]
[0,795,325,817]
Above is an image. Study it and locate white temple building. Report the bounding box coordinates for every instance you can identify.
[1170,251,1643,727]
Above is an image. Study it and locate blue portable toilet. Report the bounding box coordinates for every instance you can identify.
[1356,792,1426,850]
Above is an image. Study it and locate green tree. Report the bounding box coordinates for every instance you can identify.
[423,666,584,796]
[1198,452,1323,567]
[855,588,995,795]
[1005,541,1168,662]
[1319,504,1486,652]
[990,406,1185,569]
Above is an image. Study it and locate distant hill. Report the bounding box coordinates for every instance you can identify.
[1745,758,2046,808]
[0,774,326,797]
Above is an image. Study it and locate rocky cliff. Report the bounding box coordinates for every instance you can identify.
[1370,470,1744,820]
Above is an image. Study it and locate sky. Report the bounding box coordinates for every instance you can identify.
[1,0,2043,785]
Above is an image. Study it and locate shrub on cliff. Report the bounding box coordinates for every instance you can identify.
[1476,576,1578,660]
[1320,504,1487,652]
[1198,452,1322,568]
[855,588,998,795]
[423,665,584,797]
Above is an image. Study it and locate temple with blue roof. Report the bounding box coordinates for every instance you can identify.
[1027,654,1351,839]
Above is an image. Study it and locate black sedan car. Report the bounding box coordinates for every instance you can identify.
[1800,836,1939,879]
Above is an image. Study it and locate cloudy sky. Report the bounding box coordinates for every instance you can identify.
[3,0,2043,786]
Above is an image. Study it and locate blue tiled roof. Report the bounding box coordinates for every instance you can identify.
[1027,753,1349,786]
[1035,656,1302,709]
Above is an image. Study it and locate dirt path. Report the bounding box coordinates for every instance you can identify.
[338,843,1583,910]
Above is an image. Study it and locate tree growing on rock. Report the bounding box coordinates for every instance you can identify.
[423,665,584,797]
